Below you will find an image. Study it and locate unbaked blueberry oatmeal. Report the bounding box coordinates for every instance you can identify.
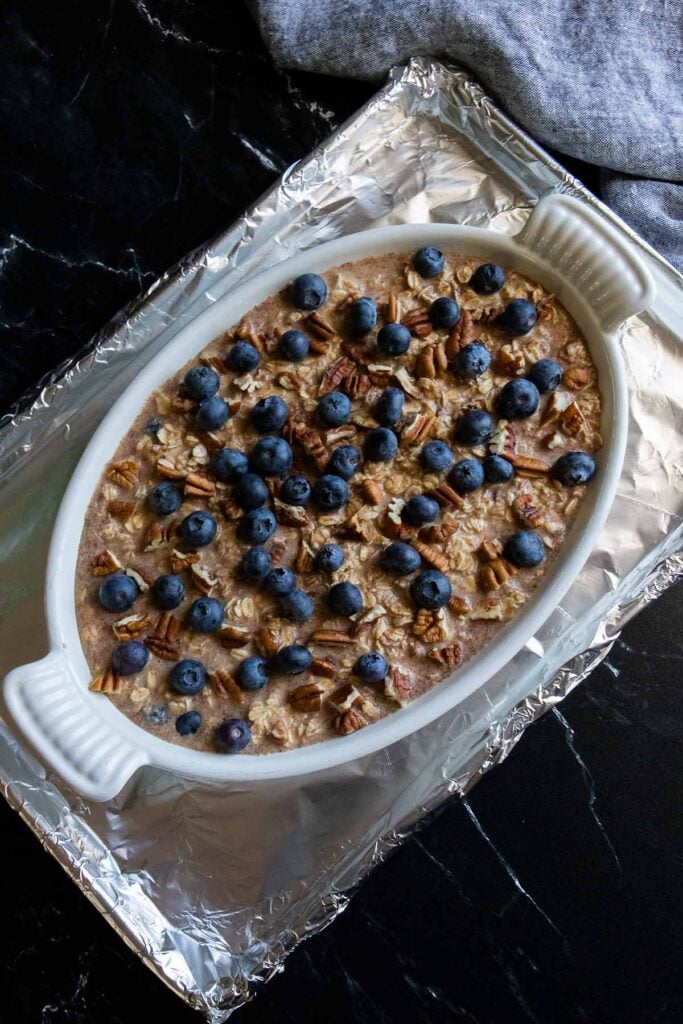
[76,248,602,754]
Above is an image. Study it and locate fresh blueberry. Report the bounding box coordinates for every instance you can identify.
[170,659,208,696]
[410,569,452,610]
[152,574,185,610]
[176,710,202,736]
[355,651,389,683]
[233,472,269,510]
[148,482,182,516]
[449,458,485,493]
[250,436,293,477]
[527,358,562,393]
[178,510,217,548]
[99,573,139,612]
[239,508,277,545]
[504,529,546,568]
[280,474,312,506]
[195,395,229,431]
[413,246,444,278]
[404,494,440,526]
[456,342,491,379]
[226,341,260,373]
[312,474,349,511]
[318,391,351,426]
[145,704,169,726]
[112,640,149,676]
[314,543,345,573]
[236,656,269,691]
[145,417,162,437]
[420,440,453,473]
[455,409,494,446]
[240,546,272,581]
[469,263,505,294]
[327,581,363,617]
[263,567,296,596]
[216,717,252,752]
[183,365,220,401]
[280,589,314,622]
[381,542,422,575]
[483,455,515,484]
[347,296,378,335]
[374,387,404,427]
[274,644,313,675]
[251,395,288,434]
[291,272,328,310]
[211,447,249,482]
[327,445,361,480]
[429,297,460,329]
[552,451,596,486]
[279,329,309,361]
[497,379,540,420]
[186,596,224,633]
[364,427,398,462]
[377,322,411,356]
[497,298,538,335]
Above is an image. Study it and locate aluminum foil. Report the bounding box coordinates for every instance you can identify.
[0,58,681,1020]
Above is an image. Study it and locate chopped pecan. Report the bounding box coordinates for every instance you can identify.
[235,318,254,339]
[362,479,385,505]
[412,539,449,573]
[420,521,458,544]
[384,665,413,705]
[480,557,516,591]
[310,656,336,678]
[346,371,372,398]
[108,499,138,521]
[333,709,367,735]
[289,682,327,712]
[308,336,330,355]
[170,549,200,573]
[381,514,418,541]
[478,538,502,562]
[274,498,310,527]
[144,635,180,661]
[184,472,215,497]
[319,356,354,396]
[267,477,283,498]
[536,293,556,320]
[217,497,242,520]
[227,398,242,416]
[170,394,195,413]
[154,612,181,641]
[559,401,585,436]
[201,354,225,375]
[329,682,363,712]
[257,627,282,656]
[413,608,446,643]
[401,412,438,446]
[508,454,550,476]
[386,293,399,322]
[563,366,591,390]
[416,343,448,379]
[269,539,287,564]
[325,424,356,444]
[270,719,290,746]
[288,421,328,471]
[126,566,151,591]
[155,458,185,481]
[190,563,218,594]
[448,595,470,616]
[340,339,373,365]
[143,521,164,552]
[211,669,243,702]
[218,624,251,649]
[108,459,139,489]
[278,371,303,391]
[309,628,355,645]
[91,549,122,576]
[496,344,525,376]
[89,669,122,694]
[488,421,516,457]
[470,305,500,323]
[113,613,151,640]
[541,389,572,424]
[306,311,336,341]
[512,493,543,528]
[401,307,432,337]
[425,481,464,507]
[445,308,475,359]
[295,540,315,573]
[429,643,462,668]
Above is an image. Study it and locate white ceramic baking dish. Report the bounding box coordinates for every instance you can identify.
[2,195,655,801]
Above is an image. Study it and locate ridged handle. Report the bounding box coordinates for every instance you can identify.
[518,194,656,331]
[2,652,148,802]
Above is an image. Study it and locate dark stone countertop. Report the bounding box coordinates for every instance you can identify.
[1,3,681,1022]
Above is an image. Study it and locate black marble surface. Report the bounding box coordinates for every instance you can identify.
[1,3,681,1022]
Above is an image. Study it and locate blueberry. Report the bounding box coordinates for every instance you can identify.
[381,542,422,575]
[178,510,217,548]
[420,440,453,473]
[374,386,404,427]
[497,379,540,420]
[449,458,485,493]
[504,529,545,568]
[250,436,293,477]
[327,581,363,617]
[410,569,452,610]
[145,704,169,726]
[413,246,444,278]
[497,298,537,335]
[263,567,296,596]
[186,596,224,633]
[233,472,269,510]
[240,546,272,581]
[148,482,182,516]
[279,329,309,361]
[280,589,314,622]
[112,640,149,676]
[318,391,351,426]
[216,717,252,752]
[98,573,139,612]
[456,342,491,379]
[145,417,162,437]
[211,447,249,482]
[429,297,460,329]
[347,296,378,335]
[469,263,505,294]
[176,710,202,736]
[226,341,260,373]
[195,395,230,431]
[483,455,515,484]
[183,365,220,400]
[327,445,361,480]
[404,494,440,526]
[355,651,389,683]
[251,395,288,434]
[552,451,596,486]
[280,474,312,506]
[274,644,313,675]
[152,574,185,610]
[239,508,277,544]
[527,358,562,393]
[364,427,398,462]
[455,409,494,446]
[170,659,207,696]
[312,474,349,511]
[377,322,411,356]
[236,656,269,691]
[291,272,328,310]
[314,543,345,573]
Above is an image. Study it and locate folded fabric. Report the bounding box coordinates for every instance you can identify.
[248,0,683,271]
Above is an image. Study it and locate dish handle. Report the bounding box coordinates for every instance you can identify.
[3,651,149,802]
[518,193,656,332]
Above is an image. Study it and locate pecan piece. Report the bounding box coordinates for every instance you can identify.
[340,339,373,365]
[445,308,475,359]
[144,519,176,552]
[512,493,543,528]
[190,563,218,595]
[170,549,200,573]
[126,566,151,591]
[563,366,591,390]
[508,454,550,476]
[184,472,215,497]
[425,481,464,507]
[413,608,447,643]
[257,627,282,656]
[154,612,181,641]
[295,540,315,573]
[217,624,250,649]
[108,459,139,489]
[480,557,516,591]
[402,412,438,446]
[412,539,449,573]
[381,515,418,541]
[288,421,328,471]
[361,479,385,505]
[306,311,336,341]
[415,343,447,379]
[559,401,584,436]
[470,305,500,323]
[308,336,330,355]
[211,669,244,702]
[310,656,336,678]
[319,356,354,396]
[429,643,462,668]
[113,613,151,640]
[91,549,122,576]
[333,709,367,735]
[401,307,432,337]
[201,354,225,375]
[384,665,413,705]
[289,682,327,712]
[496,344,525,376]
[478,538,502,562]
[329,682,363,712]
[144,635,180,661]
[155,458,185,481]
[90,669,122,694]
[309,628,355,645]
[346,371,371,398]
[420,521,458,544]
[448,595,470,616]
[108,499,137,521]
[217,497,242,521]
[385,293,399,322]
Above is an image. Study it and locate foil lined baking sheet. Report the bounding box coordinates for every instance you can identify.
[0,59,681,1019]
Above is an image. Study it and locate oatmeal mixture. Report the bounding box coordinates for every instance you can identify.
[76,250,602,754]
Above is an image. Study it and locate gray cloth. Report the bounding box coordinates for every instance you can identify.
[248,0,683,271]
